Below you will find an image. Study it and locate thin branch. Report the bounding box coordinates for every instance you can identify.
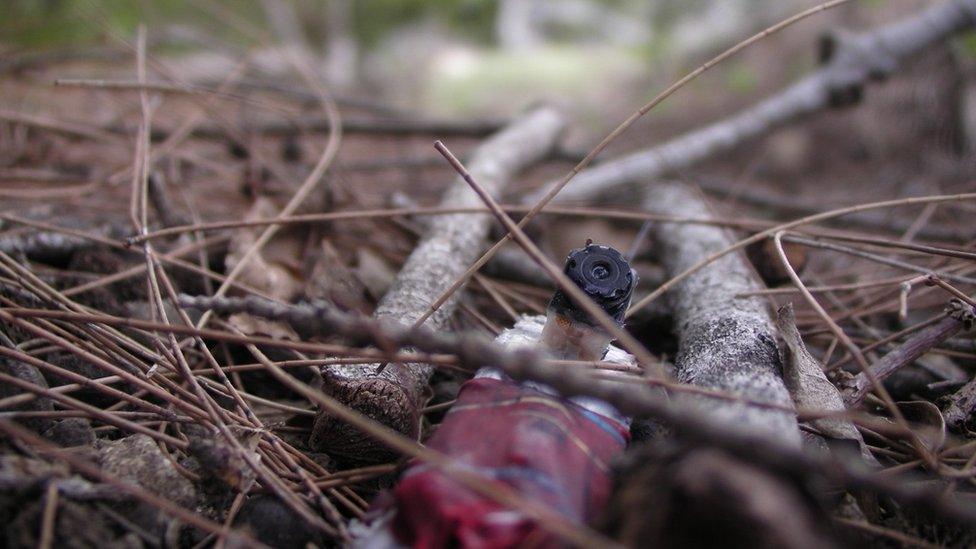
[645,183,799,443]
[845,305,972,406]
[543,0,976,203]
[311,106,565,462]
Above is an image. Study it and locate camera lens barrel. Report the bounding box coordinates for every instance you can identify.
[548,243,637,327]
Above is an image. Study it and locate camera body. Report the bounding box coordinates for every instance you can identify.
[543,243,637,360]
[547,243,638,327]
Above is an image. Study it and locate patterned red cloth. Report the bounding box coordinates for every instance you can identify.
[390,377,629,548]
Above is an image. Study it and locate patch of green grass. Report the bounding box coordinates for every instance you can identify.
[726,61,758,95]
[956,33,976,60]
[0,0,264,50]
[424,44,644,115]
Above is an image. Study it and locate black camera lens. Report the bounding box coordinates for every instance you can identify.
[548,243,637,326]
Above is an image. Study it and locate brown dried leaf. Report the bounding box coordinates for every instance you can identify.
[306,238,371,313]
[354,247,396,300]
[776,304,875,463]
[898,400,946,453]
[225,197,304,302]
[228,312,299,341]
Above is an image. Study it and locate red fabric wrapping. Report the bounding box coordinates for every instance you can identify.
[390,377,629,548]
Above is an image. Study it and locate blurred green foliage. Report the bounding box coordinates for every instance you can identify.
[350,0,496,47]
[0,0,500,50]
[2,0,219,48]
[1,0,302,51]
[957,33,976,59]
[725,61,758,95]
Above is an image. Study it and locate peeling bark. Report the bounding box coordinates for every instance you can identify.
[645,182,800,445]
[848,303,973,408]
[310,106,565,462]
[539,0,976,205]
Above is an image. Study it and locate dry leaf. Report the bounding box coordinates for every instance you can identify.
[354,247,396,300]
[225,197,304,302]
[777,304,876,463]
[306,238,371,313]
[228,312,299,341]
[898,400,946,453]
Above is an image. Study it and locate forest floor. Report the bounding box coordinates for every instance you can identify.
[2,1,976,548]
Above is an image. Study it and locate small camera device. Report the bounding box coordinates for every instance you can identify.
[548,243,637,327]
[543,243,638,361]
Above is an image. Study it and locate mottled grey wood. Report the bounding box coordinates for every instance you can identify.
[538,0,976,205]
[311,106,565,462]
[645,183,800,446]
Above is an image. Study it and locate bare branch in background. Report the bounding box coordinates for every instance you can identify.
[539,0,976,205]
[847,299,975,407]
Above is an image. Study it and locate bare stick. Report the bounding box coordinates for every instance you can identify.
[141,115,507,139]
[543,0,976,203]
[850,300,974,407]
[628,193,976,318]
[643,183,799,444]
[310,107,565,461]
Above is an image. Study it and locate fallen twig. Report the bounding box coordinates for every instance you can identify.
[643,182,800,444]
[846,299,975,407]
[310,106,565,462]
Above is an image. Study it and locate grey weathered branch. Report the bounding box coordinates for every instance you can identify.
[309,106,566,462]
[535,0,976,205]
[777,303,873,462]
[388,190,556,289]
[644,182,800,445]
